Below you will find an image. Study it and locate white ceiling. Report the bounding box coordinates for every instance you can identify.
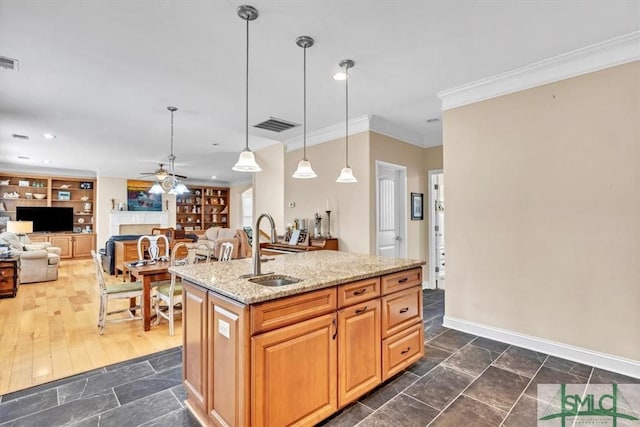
[0,1,637,185]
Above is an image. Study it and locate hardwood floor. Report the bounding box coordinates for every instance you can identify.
[0,258,182,395]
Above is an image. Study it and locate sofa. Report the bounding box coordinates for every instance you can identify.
[0,232,61,283]
[196,227,251,259]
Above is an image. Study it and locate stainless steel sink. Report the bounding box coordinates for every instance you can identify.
[248,275,301,287]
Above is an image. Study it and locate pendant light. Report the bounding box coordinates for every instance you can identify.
[149,106,190,194]
[335,60,357,183]
[292,36,317,179]
[232,5,262,172]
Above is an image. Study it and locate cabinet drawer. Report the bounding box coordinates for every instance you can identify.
[0,262,15,269]
[381,286,423,338]
[124,245,139,260]
[251,288,336,335]
[337,277,380,308]
[381,268,422,295]
[0,266,16,275]
[382,323,424,381]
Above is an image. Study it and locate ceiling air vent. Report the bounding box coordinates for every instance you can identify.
[0,56,18,71]
[253,117,299,132]
[12,134,29,140]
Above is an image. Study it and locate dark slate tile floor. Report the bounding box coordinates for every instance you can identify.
[2,289,638,426]
[0,347,199,427]
[319,289,640,427]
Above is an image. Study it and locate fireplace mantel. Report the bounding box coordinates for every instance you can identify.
[109,211,169,236]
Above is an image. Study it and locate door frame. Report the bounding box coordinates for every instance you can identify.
[375,160,407,258]
[428,169,443,289]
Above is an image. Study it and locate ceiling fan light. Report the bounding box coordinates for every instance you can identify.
[155,170,169,180]
[174,182,189,194]
[149,182,164,194]
[336,167,357,183]
[233,149,262,172]
[292,159,317,179]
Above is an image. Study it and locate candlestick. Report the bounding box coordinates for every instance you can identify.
[313,212,323,238]
[325,210,332,239]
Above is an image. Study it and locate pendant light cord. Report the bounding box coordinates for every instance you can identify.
[170,109,175,176]
[303,45,307,160]
[245,16,250,151]
[345,72,349,168]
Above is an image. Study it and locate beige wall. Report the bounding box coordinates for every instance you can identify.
[443,61,639,360]
[284,132,370,253]
[95,176,127,248]
[369,133,443,279]
[229,183,251,229]
[254,143,285,238]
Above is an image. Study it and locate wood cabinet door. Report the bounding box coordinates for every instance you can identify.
[183,281,208,415]
[252,313,337,426]
[72,234,95,258]
[49,235,72,258]
[338,299,381,407]
[207,292,250,427]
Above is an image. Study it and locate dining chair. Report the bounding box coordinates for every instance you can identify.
[137,234,169,261]
[91,250,143,335]
[154,242,211,336]
[218,242,234,262]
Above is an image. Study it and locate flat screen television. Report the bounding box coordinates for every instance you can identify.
[16,206,74,233]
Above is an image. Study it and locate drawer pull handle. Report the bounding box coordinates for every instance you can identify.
[398,278,408,283]
[355,306,368,315]
[399,307,409,314]
[353,289,367,296]
[401,347,411,355]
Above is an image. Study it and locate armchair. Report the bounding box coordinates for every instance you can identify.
[0,231,61,283]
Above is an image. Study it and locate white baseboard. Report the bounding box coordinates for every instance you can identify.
[443,316,640,380]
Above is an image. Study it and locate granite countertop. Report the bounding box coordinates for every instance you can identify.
[169,250,425,305]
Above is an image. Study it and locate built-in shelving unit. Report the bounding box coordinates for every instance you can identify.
[175,186,229,231]
[0,173,96,258]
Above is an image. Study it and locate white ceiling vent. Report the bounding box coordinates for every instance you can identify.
[0,56,18,71]
[253,117,299,132]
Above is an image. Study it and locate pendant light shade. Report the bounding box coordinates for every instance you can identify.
[336,167,357,183]
[149,182,164,194]
[292,35,317,179]
[233,5,261,173]
[336,59,357,183]
[233,149,262,172]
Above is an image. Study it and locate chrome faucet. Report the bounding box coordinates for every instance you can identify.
[252,212,278,276]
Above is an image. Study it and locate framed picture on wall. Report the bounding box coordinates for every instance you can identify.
[411,192,423,220]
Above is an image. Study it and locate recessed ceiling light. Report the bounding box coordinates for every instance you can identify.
[43,160,51,164]
[211,176,217,179]
[17,156,30,160]
[43,133,56,139]
[426,118,440,123]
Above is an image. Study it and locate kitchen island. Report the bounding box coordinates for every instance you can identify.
[171,251,425,427]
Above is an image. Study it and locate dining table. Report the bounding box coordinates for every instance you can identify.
[127,260,172,331]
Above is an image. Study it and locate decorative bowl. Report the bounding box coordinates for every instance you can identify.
[33,193,46,200]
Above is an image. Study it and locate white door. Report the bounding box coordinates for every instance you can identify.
[376,161,406,258]
[428,170,445,288]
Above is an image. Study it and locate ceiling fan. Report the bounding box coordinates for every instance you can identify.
[140,162,187,181]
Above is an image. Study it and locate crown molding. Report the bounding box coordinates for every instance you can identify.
[369,115,424,147]
[438,31,640,111]
[283,114,371,152]
[283,114,425,151]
